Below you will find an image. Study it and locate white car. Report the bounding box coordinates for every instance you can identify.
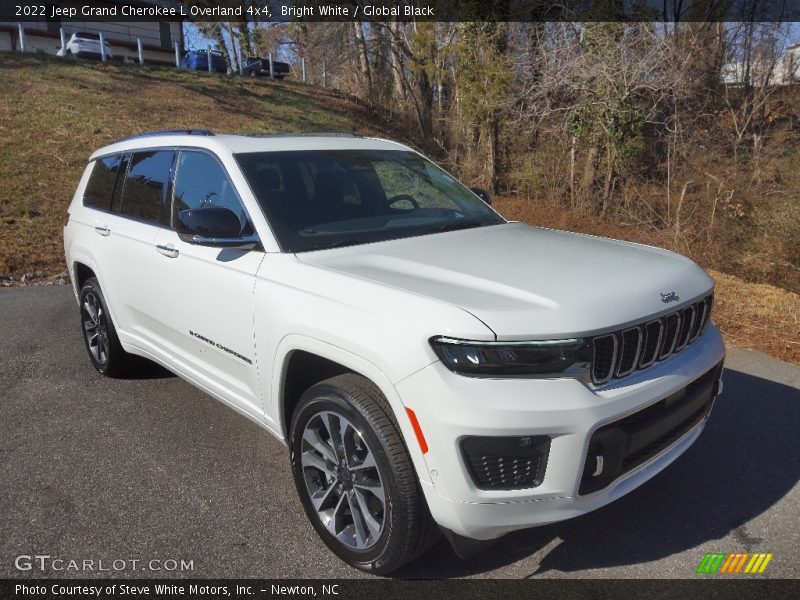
[56,32,113,60]
[63,130,725,573]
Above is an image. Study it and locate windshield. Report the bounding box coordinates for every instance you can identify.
[235,150,504,252]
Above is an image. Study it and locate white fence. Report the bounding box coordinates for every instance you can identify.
[9,23,320,84]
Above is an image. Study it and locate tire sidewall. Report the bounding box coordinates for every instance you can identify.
[289,386,404,573]
[78,279,113,374]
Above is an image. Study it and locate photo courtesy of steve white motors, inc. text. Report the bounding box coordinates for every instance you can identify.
[14,583,340,597]
[16,2,436,19]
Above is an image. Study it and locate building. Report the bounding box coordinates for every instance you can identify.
[721,42,800,86]
[0,1,184,65]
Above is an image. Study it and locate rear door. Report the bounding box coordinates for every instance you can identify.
[151,150,264,419]
[97,149,175,354]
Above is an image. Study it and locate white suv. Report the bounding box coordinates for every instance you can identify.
[63,130,725,573]
[56,32,113,60]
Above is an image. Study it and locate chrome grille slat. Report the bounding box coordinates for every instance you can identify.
[591,334,618,385]
[639,319,663,369]
[590,294,713,385]
[675,305,696,352]
[689,298,707,343]
[615,326,643,377]
[659,312,681,361]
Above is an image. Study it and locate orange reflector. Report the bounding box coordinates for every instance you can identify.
[405,407,428,454]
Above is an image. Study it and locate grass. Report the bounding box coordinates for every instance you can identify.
[0,52,396,276]
[2,52,797,365]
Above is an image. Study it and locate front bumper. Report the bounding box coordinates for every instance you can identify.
[396,325,726,540]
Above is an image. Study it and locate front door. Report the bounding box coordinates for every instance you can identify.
[150,150,265,419]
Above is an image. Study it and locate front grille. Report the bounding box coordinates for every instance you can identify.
[591,294,713,385]
[461,435,550,491]
[579,361,722,495]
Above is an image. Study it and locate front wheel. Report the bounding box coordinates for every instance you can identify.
[289,374,438,574]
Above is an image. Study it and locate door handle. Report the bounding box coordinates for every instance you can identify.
[156,244,179,258]
[94,226,110,236]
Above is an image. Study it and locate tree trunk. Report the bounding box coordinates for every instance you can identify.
[580,144,599,209]
[389,22,407,102]
[569,135,577,208]
[601,146,615,215]
[213,25,233,72]
[353,21,373,103]
[238,17,252,58]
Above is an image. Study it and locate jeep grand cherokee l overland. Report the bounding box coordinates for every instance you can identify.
[63,130,725,573]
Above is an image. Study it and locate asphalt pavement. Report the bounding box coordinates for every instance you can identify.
[1,285,798,579]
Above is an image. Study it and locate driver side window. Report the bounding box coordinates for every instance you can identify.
[172,151,251,230]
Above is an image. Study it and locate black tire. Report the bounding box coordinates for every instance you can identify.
[289,373,439,574]
[78,277,135,377]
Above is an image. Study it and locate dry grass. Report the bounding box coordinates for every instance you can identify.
[710,269,800,364]
[0,53,396,276]
[494,197,800,364]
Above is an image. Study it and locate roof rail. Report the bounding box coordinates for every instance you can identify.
[113,129,215,143]
[238,132,359,138]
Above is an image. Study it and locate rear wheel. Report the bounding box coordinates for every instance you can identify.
[289,373,438,574]
[79,277,135,377]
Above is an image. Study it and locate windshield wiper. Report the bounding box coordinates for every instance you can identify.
[304,239,363,251]
[430,218,487,234]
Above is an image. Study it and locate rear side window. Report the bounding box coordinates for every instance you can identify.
[83,155,122,210]
[119,150,174,225]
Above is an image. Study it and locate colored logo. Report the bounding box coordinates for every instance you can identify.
[696,552,773,574]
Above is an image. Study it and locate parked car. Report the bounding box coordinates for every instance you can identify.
[63,130,725,574]
[56,32,113,61]
[180,50,228,74]
[243,56,291,78]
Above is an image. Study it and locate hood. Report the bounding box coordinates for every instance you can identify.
[296,222,714,339]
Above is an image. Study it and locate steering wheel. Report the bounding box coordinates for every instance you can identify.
[387,194,419,210]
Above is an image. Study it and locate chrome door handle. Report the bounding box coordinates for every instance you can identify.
[94,226,110,236]
[156,244,179,258]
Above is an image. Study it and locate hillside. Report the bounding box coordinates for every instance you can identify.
[1,52,797,364]
[0,53,398,278]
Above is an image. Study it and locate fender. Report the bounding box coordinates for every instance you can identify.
[68,250,124,337]
[271,333,434,485]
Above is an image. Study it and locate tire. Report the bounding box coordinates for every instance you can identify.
[289,373,439,574]
[78,277,135,377]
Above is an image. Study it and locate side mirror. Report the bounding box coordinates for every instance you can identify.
[470,187,492,205]
[176,206,259,248]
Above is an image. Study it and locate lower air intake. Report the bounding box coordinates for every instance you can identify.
[461,435,550,491]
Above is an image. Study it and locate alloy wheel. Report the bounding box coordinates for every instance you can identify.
[82,290,109,365]
[300,410,385,550]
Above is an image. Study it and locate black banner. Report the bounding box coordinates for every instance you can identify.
[3,579,800,600]
[3,0,800,23]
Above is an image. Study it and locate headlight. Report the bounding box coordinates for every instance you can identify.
[429,336,588,376]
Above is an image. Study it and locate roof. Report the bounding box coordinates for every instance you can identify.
[90,132,411,159]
